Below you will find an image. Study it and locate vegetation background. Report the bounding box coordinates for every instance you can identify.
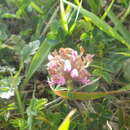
[0,0,130,129]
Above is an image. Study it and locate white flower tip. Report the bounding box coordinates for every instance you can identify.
[64,60,71,72]
[71,69,78,78]
[48,54,54,61]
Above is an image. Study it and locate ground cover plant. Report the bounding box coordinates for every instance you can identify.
[0,0,130,129]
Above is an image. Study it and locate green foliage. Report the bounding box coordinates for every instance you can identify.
[20,40,40,63]
[26,98,47,130]
[1,0,130,129]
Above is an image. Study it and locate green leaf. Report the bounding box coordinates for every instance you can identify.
[53,90,121,100]
[101,0,115,20]
[60,0,68,32]
[58,109,76,130]
[0,23,8,41]
[0,76,21,99]
[2,13,19,19]
[30,2,44,14]
[21,40,40,63]
[10,118,27,130]
[86,0,99,13]
[119,84,130,91]
[27,98,48,130]
[108,10,130,45]
[102,71,112,84]
[123,59,130,81]
[116,52,130,57]
[23,39,57,84]
[16,0,31,17]
[53,83,130,100]
[84,83,99,92]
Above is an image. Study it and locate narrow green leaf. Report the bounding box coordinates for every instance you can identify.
[21,40,40,63]
[116,52,130,57]
[30,2,44,14]
[54,90,121,100]
[16,0,31,17]
[2,13,20,19]
[60,0,68,32]
[54,83,130,100]
[86,0,99,13]
[63,0,130,49]
[58,109,76,130]
[119,84,130,91]
[23,39,56,84]
[108,10,130,45]
[102,0,115,20]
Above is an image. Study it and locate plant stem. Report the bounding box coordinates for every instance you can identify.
[67,80,74,91]
[67,80,74,99]
[15,87,24,117]
[13,62,25,117]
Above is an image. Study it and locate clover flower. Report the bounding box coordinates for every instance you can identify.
[47,48,94,86]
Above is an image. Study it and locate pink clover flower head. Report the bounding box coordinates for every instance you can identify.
[71,68,79,78]
[64,60,71,72]
[47,48,94,86]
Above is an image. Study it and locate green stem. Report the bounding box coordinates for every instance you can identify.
[15,87,24,117]
[67,80,74,99]
[14,61,25,117]
[67,80,74,91]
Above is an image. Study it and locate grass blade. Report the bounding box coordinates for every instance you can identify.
[60,0,68,32]
[53,84,130,100]
[58,109,76,130]
[108,10,130,45]
[30,2,44,14]
[101,0,115,20]
[86,0,99,13]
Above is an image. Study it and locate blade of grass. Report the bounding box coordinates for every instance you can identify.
[30,2,44,14]
[108,10,130,45]
[101,0,115,20]
[53,83,130,100]
[116,52,130,57]
[63,0,130,49]
[23,39,57,86]
[35,2,58,38]
[121,2,130,21]
[40,6,59,38]
[16,0,30,17]
[58,109,76,130]
[86,0,99,13]
[60,0,68,32]
[2,13,20,19]
[68,0,82,34]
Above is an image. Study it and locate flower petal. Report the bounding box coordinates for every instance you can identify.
[71,69,79,78]
[64,60,71,72]
[48,54,54,61]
